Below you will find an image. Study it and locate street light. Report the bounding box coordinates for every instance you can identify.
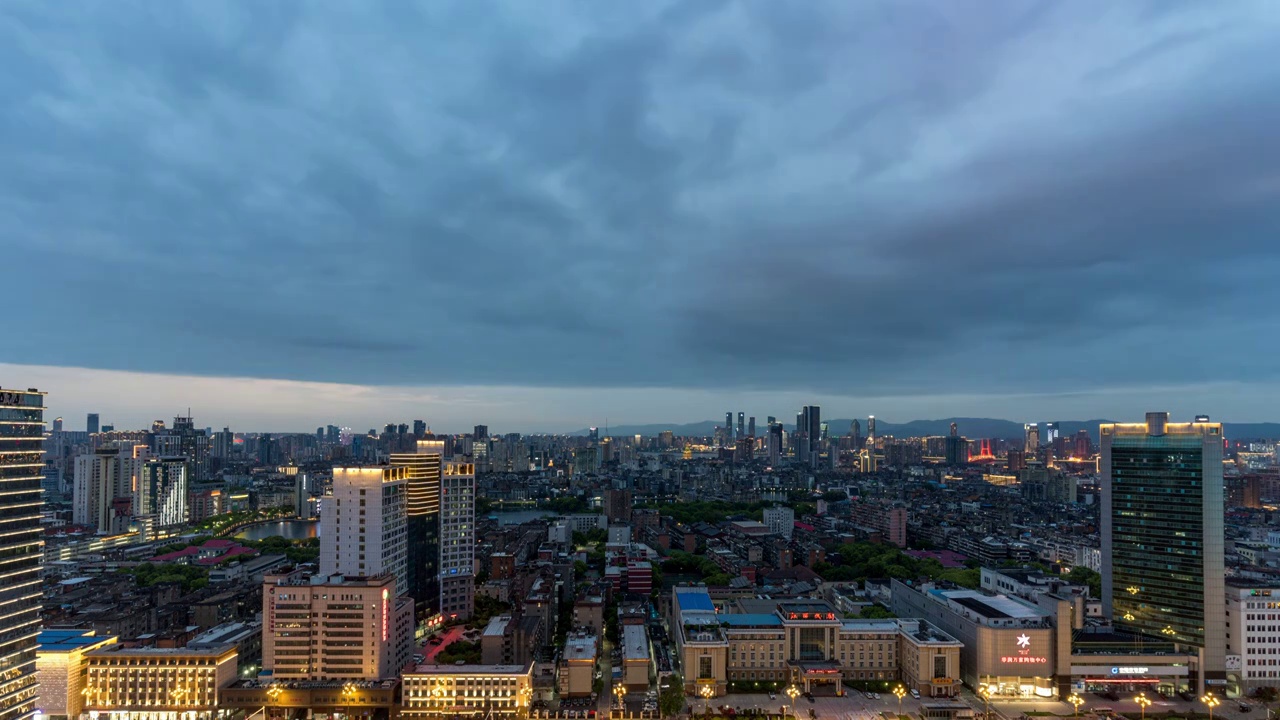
[979,686,991,720]
[1067,693,1084,720]
[1136,693,1152,720]
[1202,693,1221,720]
[785,685,800,720]
[701,684,716,719]
[615,684,628,710]
[894,685,907,711]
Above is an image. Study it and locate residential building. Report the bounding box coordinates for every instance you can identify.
[559,634,598,697]
[73,444,147,533]
[0,386,45,720]
[1101,413,1225,693]
[320,466,409,594]
[763,506,795,540]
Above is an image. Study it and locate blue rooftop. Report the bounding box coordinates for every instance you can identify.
[721,614,783,627]
[675,589,715,612]
[38,629,114,652]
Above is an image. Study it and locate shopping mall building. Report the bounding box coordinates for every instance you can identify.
[892,579,1203,698]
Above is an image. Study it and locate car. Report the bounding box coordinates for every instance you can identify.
[865,692,875,700]
[910,689,920,699]
[1179,692,1196,702]
[1240,704,1253,713]
[768,693,777,700]
[873,693,881,700]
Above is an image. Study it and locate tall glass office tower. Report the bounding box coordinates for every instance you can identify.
[391,440,444,626]
[0,387,45,720]
[1101,412,1224,693]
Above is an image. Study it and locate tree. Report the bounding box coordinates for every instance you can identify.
[574,560,590,579]
[859,605,896,619]
[1066,566,1102,598]
[660,676,687,717]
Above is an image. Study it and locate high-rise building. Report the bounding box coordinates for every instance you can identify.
[73,445,148,533]
[86,413,99,434]
[767,422,783,467]
[153,415,211,482]
[136,457,188,528]
[320,466,409,594]
[413,419,427,438]
[263,569,413,680]
[747,417,755,438]
[0,387,45,720]
[440,461,477,621]
[737,412,745,440]
[52,417,63,432]
[1101,412,1225,692]
[603,489,633,524]
[1024,423,1039,453]
[391,441,444,623]
[944,435,968,466]
[1044,422,1059,445]
[763,505,795,540]
[725,413,733,445]
[1073,430,1091,458]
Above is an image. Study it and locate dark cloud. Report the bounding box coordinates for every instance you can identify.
[3,1,1280,407]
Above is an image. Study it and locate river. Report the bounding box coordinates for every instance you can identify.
[235,519,318,541]
[234,511,549,540]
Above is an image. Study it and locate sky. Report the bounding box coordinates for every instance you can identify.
[4,2,1280,433]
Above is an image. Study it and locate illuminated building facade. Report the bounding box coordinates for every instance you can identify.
[392,441,444,624]
[440,461,476,621]
[262,569,414,681]
[0,387,45,720]
[35,629,118,720]
[672,588,962,698]
[136,456,188,528]
[81,644,238,720]
[401,664,533,718]
[320,466,409,594]
[1101,413,1225,693]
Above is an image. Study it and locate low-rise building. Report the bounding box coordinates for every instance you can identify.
[559,634,598,697]
[401,663,533,718]
[81,643,238,719]
[35,629,118,720]
[622,624,651,691]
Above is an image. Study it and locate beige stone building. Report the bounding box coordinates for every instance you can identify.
[262,568,414,680]
[671,587,962,697]
[402,663,533,717]
[81,643,238,719]
[35,629,118,720]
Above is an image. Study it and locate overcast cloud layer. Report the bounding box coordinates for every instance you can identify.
[4,2,1280,428]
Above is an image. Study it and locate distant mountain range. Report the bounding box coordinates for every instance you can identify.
[571,417,1280,441]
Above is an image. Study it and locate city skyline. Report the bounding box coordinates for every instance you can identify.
[12,361,1280,434]
[5,3,1280,424]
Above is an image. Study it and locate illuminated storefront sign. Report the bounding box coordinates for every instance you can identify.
[382,589,390,641]
[787,612,838,620]
[1000,634,1047,664]
[1112,667,1149,675]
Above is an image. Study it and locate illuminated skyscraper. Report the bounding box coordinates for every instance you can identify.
[320,466,409,594]
[737,412,745,439]
[0,387,45,720]
[440,460,476,620]
[1024,423,1040,453]
[136,457,188,528]
[1101,412,1224,692]
[391,441,444,623]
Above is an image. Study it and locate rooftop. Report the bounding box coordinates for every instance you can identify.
[409,664,530,676]
[564,635,597,662]
[622,625,649,661]
[931,589,1046,620]
[38,629,116,653]
[722,614,784,627]
[674,587,715,613]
